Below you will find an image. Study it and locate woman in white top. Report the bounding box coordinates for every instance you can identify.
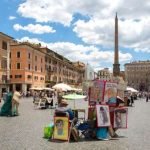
[12,89,21,116]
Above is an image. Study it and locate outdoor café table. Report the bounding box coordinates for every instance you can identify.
[72,109,86,120]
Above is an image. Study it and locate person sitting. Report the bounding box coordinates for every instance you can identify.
[55,99,74,120]
[44,94,53,108]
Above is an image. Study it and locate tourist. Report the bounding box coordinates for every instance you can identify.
[12,88,22,116]
[0,90,13,116]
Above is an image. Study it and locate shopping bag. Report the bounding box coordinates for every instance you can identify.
[44,123,54,139]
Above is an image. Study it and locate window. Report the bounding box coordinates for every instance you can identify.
[17,63,20,69]
[45,57,47,62]
[34,76,38,80]
[2,75,7,81]
[41,67,43,72]
[27,75,32,79]
[10,52,11,58]
[28,64,30,70]
[28,53,30,59]
[10,75,12,78]
[1,59,7,69]
[41,58,43,63]
[35,56,37,61]
[17,51,20,58]
[35,66,37,71]
[2,41,7,50]
[15,75,22,78]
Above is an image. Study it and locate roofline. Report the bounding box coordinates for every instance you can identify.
[0,32,13,39]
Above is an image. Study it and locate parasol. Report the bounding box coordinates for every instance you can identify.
[52,83,72,91]
[62,93,86,109]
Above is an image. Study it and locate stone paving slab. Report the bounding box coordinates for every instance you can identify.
[0,98,150,150]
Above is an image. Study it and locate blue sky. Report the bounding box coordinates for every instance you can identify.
[0,0,150,72]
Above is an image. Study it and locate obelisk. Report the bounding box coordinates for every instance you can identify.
[113,13,120,76]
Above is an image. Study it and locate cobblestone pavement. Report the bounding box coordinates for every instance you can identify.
[0,97,150,150]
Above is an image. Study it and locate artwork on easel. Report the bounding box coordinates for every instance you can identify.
[53,117,69,141]
[113,107,128,128]
[96,105,111,127]
[103,82,117,105]
[89,80,105,106]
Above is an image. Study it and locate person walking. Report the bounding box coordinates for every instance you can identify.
[146,92,149,102]
[0,90,13,116]
[12,88,22,116]
[130,94,134,106]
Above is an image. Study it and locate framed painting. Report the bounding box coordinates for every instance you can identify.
[96,105,111,127]
[103,82,118,105]
[113,107,128,128]
[53,116,69,141]
[89,80,105,106]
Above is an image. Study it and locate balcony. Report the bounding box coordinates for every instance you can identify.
[0,79,10,84]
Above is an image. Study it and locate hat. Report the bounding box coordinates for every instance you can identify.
[61,99,68,105]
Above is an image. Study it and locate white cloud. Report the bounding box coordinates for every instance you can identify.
[17,0,150,24]
[17,0,73,26]
[9,16,16,20]
[13,23,56,34]
[17,37,132,71]
[17,0,150,53]
[73,17,150,53]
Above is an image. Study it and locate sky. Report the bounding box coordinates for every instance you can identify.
[0,0,150,72]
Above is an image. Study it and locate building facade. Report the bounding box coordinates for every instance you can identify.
[10,41,85,94]
[124,61,150,91]
[97,68,112,81]
[0,32,13,97]
[43,49,85,87]
[10,42,46,94]
[84,63,95,81]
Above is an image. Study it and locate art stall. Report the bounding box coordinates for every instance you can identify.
[43,79,128,142]
[87,79,128,140]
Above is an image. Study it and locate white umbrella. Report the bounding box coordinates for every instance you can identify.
[42,87,54,91]
[71,88,82,91]
[30,87,43,91]
[126,87,138,93]
[52,83,72,91]
[62,93,86,109]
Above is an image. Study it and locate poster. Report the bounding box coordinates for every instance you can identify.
[89,80,105,106]
[117,83,126,100]
[113,107,128,128]
[53,117,69,140]
[104,82,118,105]
[96,105,111,127]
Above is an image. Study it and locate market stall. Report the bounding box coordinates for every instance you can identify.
[44,79,128,142]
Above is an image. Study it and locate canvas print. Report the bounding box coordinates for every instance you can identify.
[89,80,105,106]
[104,82,118,105]
[117,83,126,100]
[96,105,111,127]
[114,107,128,128]
[53,117,69,140]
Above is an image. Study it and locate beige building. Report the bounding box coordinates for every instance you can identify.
[125,61,150,91]
[41,48,85,88]
[97,68,112,81]
[0,32,13,97]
